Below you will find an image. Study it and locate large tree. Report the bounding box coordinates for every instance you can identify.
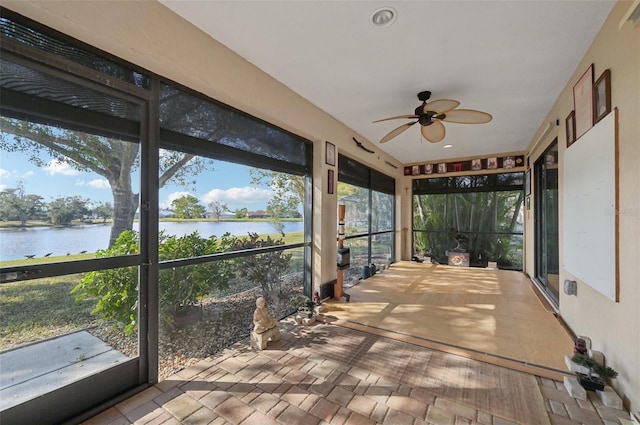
[93,202,114,223]
[48,196,90,225]
[208,200,228,221]
[0,182,45,225]
[171,195,205,219]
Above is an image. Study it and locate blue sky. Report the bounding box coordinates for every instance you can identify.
[0,150,274,213]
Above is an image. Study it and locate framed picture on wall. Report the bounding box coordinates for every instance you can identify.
[325,141,335,166]
[566,110,576,148]
[424,163,433,174]
[327,169,334,194]
[594,69,611,124]
[573,64,594,139]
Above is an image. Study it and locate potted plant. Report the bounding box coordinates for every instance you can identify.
[290,294,314,323]
[571,354,618,391]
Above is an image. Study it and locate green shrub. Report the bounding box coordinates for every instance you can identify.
[71,230,139,335]
[158,231,235,325]
[234,232,292,299]
[72,230,236,333]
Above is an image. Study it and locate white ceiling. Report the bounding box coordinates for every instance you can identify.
[160,0,615,164]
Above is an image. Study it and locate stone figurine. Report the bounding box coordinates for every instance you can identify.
[251,297,280,350]
[253,296,277,333]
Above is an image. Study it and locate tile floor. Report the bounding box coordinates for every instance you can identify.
[83,319,631,425]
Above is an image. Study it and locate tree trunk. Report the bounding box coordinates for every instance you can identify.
[109,181,138,248]
[509,192,523,232]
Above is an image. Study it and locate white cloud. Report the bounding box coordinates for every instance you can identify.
[0,169,32,180]
[45,160,79,176]
[0,184,7,192]
[86,179,110,189]
[201,187,273,207]
[161,191,195,210]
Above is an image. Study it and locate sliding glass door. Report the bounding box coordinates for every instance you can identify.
[534,141,560,305]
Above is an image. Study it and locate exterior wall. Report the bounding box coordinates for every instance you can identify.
[525,1,640,411]
[1,0,403,291]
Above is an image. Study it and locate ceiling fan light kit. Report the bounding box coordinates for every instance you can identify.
[374,90,492,144]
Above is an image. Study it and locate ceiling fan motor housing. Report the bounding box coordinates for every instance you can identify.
[417,90,432,102]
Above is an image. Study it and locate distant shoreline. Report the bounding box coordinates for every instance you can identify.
[0,217,302,229]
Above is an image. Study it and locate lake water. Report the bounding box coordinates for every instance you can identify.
[0,221,304,261]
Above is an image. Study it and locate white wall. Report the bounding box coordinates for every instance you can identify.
[526,1,640,411]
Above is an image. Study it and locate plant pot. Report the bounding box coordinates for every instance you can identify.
[297,306,312,319]
[362,266,371,279]
[576,373,605,391]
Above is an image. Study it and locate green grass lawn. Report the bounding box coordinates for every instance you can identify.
[0,274,99,349]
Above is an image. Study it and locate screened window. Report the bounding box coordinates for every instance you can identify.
[413,172,524,269]
[0,17,150,89]
[338,155,395,283]
[159,84,309,168]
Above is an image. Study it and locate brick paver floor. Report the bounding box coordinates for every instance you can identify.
[82,319,631,425]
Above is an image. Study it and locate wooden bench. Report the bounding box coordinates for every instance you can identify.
[250,326,280,350]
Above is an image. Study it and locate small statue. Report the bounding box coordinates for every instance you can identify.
[253,297,277,333]
[313,291,322,306]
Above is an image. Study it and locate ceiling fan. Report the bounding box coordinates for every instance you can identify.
[373,91,492,144]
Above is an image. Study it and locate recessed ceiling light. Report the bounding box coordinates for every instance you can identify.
[443,144,453,149]
[371,7,397,27]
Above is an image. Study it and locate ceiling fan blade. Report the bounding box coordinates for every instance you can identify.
[441,109,493,124]
[421,121,446,143]
[380,121,417,143]
[373,115,419,123]
[423,99,460,114]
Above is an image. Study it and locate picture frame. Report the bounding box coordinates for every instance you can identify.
[525,169,531,196]
[424,163,433,174]
[325,141,335,166]
[566,110,576,148]
[327,169,334,194]
[593,69,611,124]
[573,64,594,139]
[503,156,515,169]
